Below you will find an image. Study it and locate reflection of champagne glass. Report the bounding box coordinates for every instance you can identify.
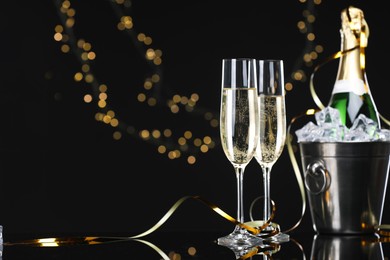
[218,58,262,248]
[255,60,289,243]
[224,240,281,259]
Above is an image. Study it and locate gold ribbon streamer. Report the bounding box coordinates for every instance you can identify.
[376,224,390,238]
[133,195,268,236]
[1,195,303,259]
[238,247,261,260]
[247,199,281,239]
[284,110,315,234]
[4,195,276,246]
[3,195,271,259]
[379,114,390,127]
[127,195,267,237]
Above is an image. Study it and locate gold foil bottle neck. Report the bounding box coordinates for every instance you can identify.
[336,6,368,83]
[341,6,369,48]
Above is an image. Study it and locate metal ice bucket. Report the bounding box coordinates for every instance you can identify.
[299,141,390,234]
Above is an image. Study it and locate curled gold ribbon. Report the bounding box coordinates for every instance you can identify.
[284,112,312,233]
[128,195,272,237]
[239,248,260,259]
[3,195,275,247]
[376,224,390,238]
[247,199,280,239]
[2,195,273,259]
[0,193,303,259]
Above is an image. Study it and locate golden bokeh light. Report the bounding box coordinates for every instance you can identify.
[157,145,166,154]
[84,94,93,103]
[53,0,318,165]
[137,93,146,102]
[184,131,192,139]
[113,131,122,140]
[164,129,172,137]
[74,72,83,81]
[152,130,161,138]
[61,44,70,53]
[54,32,62,41]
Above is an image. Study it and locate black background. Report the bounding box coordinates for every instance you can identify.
[0,0,389,238]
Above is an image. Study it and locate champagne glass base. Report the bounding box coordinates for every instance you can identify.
[263,231,290,243]
[257,222,290,244]
[217,227,263,249]
[218,228,283,259]
[245,220,290,244]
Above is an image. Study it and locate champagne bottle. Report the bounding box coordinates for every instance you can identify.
[328,6,381,128]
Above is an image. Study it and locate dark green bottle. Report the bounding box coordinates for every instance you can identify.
[328,6,380,128]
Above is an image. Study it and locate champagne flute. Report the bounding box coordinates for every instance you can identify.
[218,58,263,247]
[255,59,289,243]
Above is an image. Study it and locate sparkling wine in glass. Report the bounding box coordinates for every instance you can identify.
[255,59,289,243]
[218,58,263,248]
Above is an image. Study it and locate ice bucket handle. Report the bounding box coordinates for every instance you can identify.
[304,160,330,195]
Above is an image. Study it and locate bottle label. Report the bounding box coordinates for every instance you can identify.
[332,79,366,95]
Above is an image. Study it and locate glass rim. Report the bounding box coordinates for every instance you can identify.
[256,59,284,62]
[222,58,256,61]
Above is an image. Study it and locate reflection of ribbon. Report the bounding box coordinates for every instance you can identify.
[377,226,390,238]
[3,195,278,256]
[233,237,306,260]
[237,242,281,260]
[5,236,171,260]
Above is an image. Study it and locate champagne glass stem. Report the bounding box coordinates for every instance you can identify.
[262,166,272,222]
[235,166,246,223]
